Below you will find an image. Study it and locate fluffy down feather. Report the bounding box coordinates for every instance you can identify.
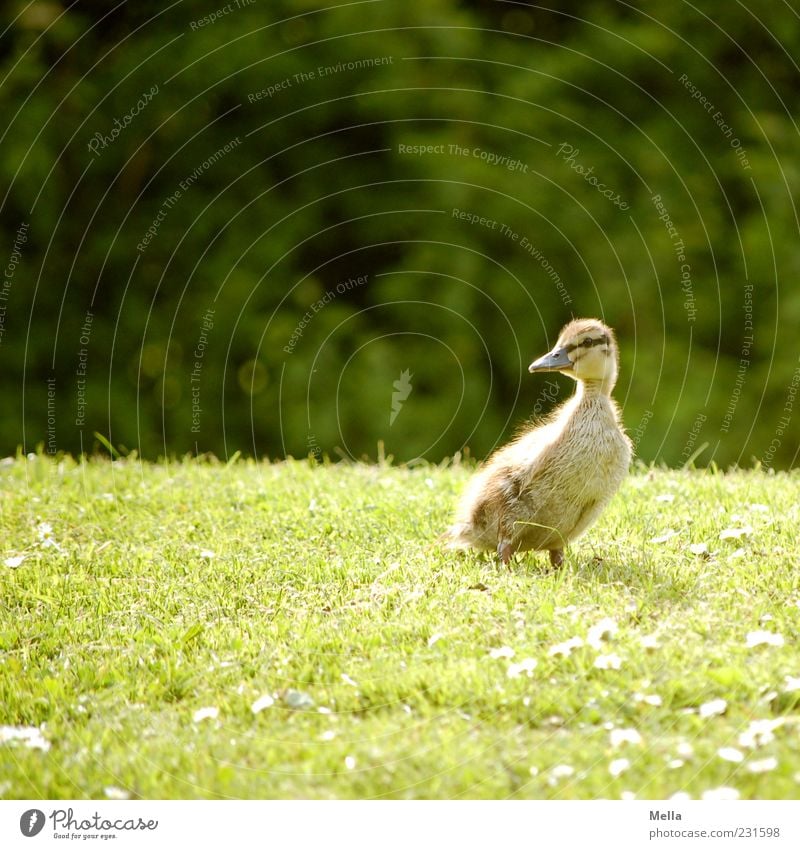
[445,318,632,566]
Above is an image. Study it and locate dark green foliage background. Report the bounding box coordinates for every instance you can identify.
[1,1,798,467]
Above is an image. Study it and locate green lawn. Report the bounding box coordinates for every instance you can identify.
[1,454,799,799]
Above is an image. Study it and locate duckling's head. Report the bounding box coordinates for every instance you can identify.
[528,318,619,392]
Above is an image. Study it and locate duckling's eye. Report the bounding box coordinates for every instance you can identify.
[563,334,609,354]
[580,335,609,349]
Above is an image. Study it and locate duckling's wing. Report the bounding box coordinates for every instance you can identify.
[495,421,559,488]
[445,459,510,550]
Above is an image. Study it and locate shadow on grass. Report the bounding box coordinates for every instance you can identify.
[444,543,697,604]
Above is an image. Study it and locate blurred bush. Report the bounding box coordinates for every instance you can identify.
[1,0,798,467]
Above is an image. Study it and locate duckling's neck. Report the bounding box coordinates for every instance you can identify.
[576,377,615,401]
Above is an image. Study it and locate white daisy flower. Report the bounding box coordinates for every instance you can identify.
[250,694,275,714]
[739,718,783,749]
[489,646,515,659]
[547,764,575,785]
[587,618,618,649]
[699,698,727,718]
[610,728,642,748]
[745,630,784,648]
[747,757,777,774]
[548,636,584,657]
[192,706,219,723]
[701,787,740,801]
[594,653,622,670]
[609,758,631,777]
[36,522,63,551]
[0,725,50,752]
[651,530,679,544]
[507,658,537,679]
[720,526,753,540]
[104,787,130,800]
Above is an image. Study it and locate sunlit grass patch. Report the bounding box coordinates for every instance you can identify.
[1,455,799,799]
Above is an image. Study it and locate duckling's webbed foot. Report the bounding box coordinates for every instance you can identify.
[548,548,564,568]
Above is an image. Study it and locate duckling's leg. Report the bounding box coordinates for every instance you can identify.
[548,548,564,568]
[497,539,514,566]
[496,512,518,566]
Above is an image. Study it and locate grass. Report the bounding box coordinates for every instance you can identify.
[1,453,800,800]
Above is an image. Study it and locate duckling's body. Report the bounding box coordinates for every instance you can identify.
[446,318,631,566]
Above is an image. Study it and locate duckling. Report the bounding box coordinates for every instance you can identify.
[446,318,632,567]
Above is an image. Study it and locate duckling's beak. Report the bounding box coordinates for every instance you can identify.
[528,345,572,373]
